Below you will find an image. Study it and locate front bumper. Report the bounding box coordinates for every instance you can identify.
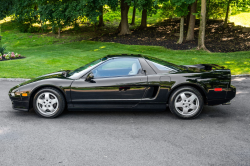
[9,95,29,111]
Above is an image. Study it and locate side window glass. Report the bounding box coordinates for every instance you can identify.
[151,61,175,71]
[147,60,176,72]
[92,58,142,78]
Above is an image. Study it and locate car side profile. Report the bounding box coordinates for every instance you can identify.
[9,54,236,119]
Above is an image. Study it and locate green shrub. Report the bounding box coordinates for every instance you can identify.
[17,23,31,33]
[0,46,6,55]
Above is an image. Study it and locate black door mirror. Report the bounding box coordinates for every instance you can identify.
[86,72,94,82]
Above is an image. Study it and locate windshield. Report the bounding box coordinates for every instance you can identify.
[67,57,107,77]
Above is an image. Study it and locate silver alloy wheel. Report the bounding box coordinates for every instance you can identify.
[36,92,59,116]
[174,91,199,116]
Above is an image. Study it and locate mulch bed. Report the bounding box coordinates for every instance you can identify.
[91,19,250,52]
[0,57,26,61]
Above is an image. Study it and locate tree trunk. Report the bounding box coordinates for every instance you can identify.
[34,5,38,21]
[0,24,2,50]
[206,0,210,22]
[139,9,147,29]
[98,6,105,27]
[131,6,136,25]
[119,0,131,35]
[177,16,184,44]
[40,20,43,32]
[58,27,60,38]
[186,0,197,41]
[223,0,230,28]
[197,0,208,51]
[186,5,191,28]
[117,22,121,32]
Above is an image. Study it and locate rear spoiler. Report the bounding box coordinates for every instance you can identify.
[182,64,226,71]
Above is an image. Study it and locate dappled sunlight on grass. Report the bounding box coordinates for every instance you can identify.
[0,17,12,24]
[229,13,250,27]
[1,21,78,49]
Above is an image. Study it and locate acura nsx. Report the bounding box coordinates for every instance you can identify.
[9,54,236,119]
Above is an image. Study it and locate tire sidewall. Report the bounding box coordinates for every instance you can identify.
[33,88,65,118]
[169,86,204,119]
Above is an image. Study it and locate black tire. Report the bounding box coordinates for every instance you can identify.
[33,88,65,118]
[168,86,204,119]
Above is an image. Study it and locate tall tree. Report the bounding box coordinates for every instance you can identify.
[178,16,185,44]
[38,0,84,37]
[171,0,195,44]
[197,0,208,50]
[137,0,158,29]
[206,0,210,21]
[119,0,131,35]
[223,0,231,28]
[12,0,39,32]
[131,5,136,25]
[82,0,118,28]
[140,9,147,29]
[186,5,191,28]
[186,0,197,41]
[98,6,105,27]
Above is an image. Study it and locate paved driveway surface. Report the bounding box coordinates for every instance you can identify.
[0,78,249,166]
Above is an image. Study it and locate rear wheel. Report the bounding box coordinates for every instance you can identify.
[168,86,204,119]
[33,88,65,118]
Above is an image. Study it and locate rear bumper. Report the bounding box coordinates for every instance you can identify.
[226,85,236,100]
[207,85,236,106]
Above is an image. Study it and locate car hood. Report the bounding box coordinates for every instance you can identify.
[18,70,69,88]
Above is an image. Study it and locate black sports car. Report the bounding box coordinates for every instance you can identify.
[9,54,236,119]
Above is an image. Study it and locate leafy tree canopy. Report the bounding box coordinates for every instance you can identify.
[171,0,196,17]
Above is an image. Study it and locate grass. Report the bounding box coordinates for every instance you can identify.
[0,35,249,78]
[229,12,250,27]
[0,10,250,78]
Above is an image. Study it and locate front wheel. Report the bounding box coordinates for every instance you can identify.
[33,88,65,118]
[168,86,204,119]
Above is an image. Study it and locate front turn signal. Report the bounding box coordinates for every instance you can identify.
[22,93,28,97]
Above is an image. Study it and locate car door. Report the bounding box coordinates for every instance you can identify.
[70,58,148,109]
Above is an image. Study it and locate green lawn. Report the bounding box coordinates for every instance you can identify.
[1,35,249,78]
[1,14,250,78]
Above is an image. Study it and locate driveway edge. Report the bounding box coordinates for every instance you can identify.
[231,74,250,77]
[0,78,30,82]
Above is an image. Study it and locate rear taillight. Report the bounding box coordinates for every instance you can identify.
[214,88,222,91]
